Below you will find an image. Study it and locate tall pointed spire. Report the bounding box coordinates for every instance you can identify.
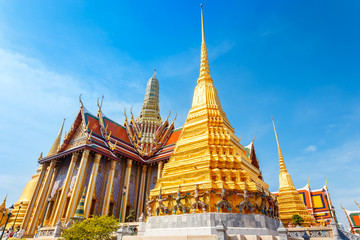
[272,117,287,173]
[136,70,162,124]
[149,4,267,216]
[47,119,65,157]
[272,117,314,227]
[198,4,212,83]
[0,194,7,211]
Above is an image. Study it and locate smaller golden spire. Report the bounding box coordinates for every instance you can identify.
[355,200,360,209]
[47,119,66,157]
[0,194,7,211]
[272,117,287,173]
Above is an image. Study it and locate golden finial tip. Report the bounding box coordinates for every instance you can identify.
[79,94,83,107]
[201,3,203,8]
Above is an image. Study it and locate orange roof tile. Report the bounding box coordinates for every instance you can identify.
[165,128,182,145]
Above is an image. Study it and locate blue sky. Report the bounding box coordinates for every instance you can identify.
[0,0,359,227]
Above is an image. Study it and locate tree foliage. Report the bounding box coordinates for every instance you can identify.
[60,215,119,240]
[292,214,304,226]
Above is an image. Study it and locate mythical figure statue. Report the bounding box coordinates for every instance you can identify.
[126,209,136,222]
[145,195,155,217]
[191,184,208,213]
[172,185,187,214]
[256,187,268,215]
[266,195,275,217]
[213,186,232,213]
[274,199,279,218]
[155,188,169,216]
[235,185,255,213]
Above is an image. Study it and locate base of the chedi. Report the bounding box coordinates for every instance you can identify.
[125,213,281,240]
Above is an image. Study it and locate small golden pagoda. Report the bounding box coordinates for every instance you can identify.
[149,5,272,215]
[272,119,314,226]
[6,119,65,230]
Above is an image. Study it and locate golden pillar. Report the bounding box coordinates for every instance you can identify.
[137,165,147,218]
[157,161,163,179]
[121,159,132,222]
[27,161,57,234]
[83,153,101,218]
[65,149,90,222]
[145,166,152,198]
[21,163,48,230]
[51,152,79,225]
[101,160,116,216]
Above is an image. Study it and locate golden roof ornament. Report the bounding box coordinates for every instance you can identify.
[355,200,360,209]
[47,118,65,157]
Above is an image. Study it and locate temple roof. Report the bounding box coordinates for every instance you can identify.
[39,101,181,164]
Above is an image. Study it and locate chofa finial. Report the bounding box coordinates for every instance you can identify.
[79,94,83,108]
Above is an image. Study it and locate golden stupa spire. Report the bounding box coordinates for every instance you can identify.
[47,118,65,157]
[272,117,287,173]
[149,4,267,216]
[198,4,212,82]
[272,117,314,226]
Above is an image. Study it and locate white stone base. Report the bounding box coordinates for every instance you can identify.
[123,213,281,240]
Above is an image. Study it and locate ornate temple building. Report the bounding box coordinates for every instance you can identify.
[5,71,181,236]
[3,4,350,239]
[271,119,314,227]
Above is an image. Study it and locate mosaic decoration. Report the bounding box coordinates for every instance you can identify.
[128,165,139,210]
[111,160,123,216]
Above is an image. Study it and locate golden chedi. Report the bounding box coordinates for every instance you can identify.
[7,121,66,229]
[149,5,274,216]
[272,119,314,227]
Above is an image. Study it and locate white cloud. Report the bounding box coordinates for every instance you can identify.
[304,145,317,152]
[0,47,142,206]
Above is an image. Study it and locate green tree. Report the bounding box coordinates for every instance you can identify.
[60,215,119,240]
[292,214,304,226]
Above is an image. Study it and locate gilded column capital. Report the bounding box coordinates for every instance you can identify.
[142,165,147,173]
[82,149,90,158]
[71,152,80,162]
[94,153,102,164]
[41,163,50,169]
[110,160,117,171]
[49,161,57,169]
[127,159,133,168]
